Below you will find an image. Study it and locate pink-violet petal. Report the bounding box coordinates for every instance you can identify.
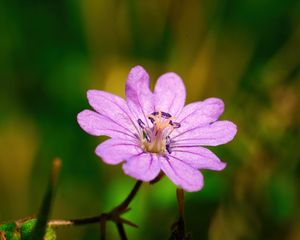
[96,139,142,165]
[125,66,154,125]
[77,110,137,140]
[160,156,204,192]
[172,120,237,146]
[122,153,161,181]
[171,146,226,170]
[174,98,224,135]
[154,72,186,117]
[87,90,138,134]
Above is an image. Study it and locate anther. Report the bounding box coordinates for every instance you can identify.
[161,111,172,118]
[170,121,181,128]
[166,144,172,154]
[166,136,172,154]
[138,119,146,129]
[143,130,151,142]
[151,111,172,119]
[151,111,159,116]
[148,116,155,124]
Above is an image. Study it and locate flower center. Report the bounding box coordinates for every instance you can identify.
[137,111,180,154]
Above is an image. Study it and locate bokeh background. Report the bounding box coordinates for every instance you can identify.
[1,0,300,239]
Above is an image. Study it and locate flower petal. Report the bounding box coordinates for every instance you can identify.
[122,153,161,181]
[125,66,154,124]
[87,90,137,134]
[160,156,203,192]
[77,110,137,140]
[172,120,237,146]
[171,146,226,170]
[175,98,224,132]
[154,72,186,117]
[96,139,142,165]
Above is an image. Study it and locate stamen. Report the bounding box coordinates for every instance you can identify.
[166,136,172,154]
[162,112,172,118]
[148,116,155,124]
[170,121,181,128]
[138,119,145,129]
[143,130,151,142]
[166,136,171,145]
[166,144,172,154]
[151,111,172,119]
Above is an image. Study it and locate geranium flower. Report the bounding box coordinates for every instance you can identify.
[77,66,237,192]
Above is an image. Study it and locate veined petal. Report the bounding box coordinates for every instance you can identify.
[171,146,226,170]
[96,139,142,165]
[175,98,224,135]
[87,90,137,133]
[122,153,160,181]
[154,72,186,117]
[125,66,154,125]
[77,110,137,140]
[160,156,203,192]
[171,120,237,146]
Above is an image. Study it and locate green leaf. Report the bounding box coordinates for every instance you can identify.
[0,223,16,233]
[20,220,35,240]
[20,219,56,240]
[0,222,20,240]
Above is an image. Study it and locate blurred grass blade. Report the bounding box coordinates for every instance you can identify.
[30,158,61,240]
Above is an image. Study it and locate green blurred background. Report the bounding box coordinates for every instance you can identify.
[1,0,300,239]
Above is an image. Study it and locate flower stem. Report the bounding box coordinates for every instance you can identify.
[114,180,142,212]
[176,188,185,218]
[116,223,128,240]
[176,188,185,237]
[100,217,106,240]
[48,180,142,240]
[170,188,187,239]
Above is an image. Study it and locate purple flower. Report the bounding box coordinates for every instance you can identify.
[77,66,237,192]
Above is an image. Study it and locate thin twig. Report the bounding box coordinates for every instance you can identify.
[176,188,185,217]
[176,188,185,238]
[115,181,142,212]
[116,223,127,240]
[100,217,106,240]
[149,172,165,184]
[170,188,187,239]
[48,180,142,240]
[49,215,104,226]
